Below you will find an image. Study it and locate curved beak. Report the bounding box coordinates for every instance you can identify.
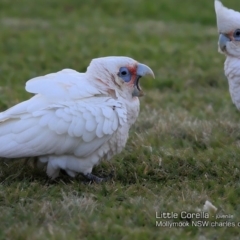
[136,63,155,78]
[132,63,155,97]
[218,33,230,53]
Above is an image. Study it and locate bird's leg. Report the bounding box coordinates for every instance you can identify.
[84,171,114,183]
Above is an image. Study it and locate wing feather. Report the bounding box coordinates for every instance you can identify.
[39,114,51,127]
[55,119,70,134]
[25,69,102,100]
[55,108,72,122]
[0,96,127,158]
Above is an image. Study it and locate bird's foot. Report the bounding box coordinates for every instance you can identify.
[84,171,114,183]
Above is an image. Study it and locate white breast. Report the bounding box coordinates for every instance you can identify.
[224,57,240,110]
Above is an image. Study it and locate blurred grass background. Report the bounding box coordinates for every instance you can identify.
[1,0,240,239]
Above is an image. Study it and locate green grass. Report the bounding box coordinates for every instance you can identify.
[1,0,240,239]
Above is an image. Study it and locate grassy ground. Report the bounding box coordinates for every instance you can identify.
[1,0,240,239]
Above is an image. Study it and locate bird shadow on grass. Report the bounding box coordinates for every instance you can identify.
[0,158,118,186]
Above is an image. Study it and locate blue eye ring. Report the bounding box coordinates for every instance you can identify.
[233,29,240,40]
[118,67,131,82]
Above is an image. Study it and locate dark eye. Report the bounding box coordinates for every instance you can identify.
[233,29,240,40]
[118,67,131,82]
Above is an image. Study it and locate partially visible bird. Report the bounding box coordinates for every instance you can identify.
[215,1,240,109]
[0,56,154,182]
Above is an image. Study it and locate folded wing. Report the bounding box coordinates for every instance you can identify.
[0,69,127,158]
[0,97,127,158]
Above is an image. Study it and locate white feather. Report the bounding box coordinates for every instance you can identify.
[215,1,240,33]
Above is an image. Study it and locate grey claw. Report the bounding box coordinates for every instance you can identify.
[84,171,114,183]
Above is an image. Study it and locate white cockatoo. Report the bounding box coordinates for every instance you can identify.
[215,1,240,109]
[0,56,154,182]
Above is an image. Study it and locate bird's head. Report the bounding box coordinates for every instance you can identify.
[215,0,240,57]
[86,56,154,99]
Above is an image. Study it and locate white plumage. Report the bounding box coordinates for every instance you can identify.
[0,56,154,180]
[215,1,240,109]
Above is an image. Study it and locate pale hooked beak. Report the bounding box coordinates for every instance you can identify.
[132,63,155,97]
[218,33,230,53]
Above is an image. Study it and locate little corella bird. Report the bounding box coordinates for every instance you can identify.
[215,1,240,109]
[0,56,154,182]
